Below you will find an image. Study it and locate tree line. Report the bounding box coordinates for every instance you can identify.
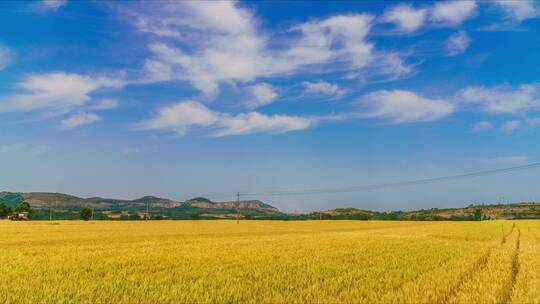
[0,202,94,221]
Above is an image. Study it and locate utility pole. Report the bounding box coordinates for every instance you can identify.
[91,207,94,221]
[146,201,150,220]
[236,192,240,224]
[50,199,56,221]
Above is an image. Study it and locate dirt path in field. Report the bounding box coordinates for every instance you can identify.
[500,228,520,304]
[441,224,520,304]
[501,223,516,245]
[436,249,493,304]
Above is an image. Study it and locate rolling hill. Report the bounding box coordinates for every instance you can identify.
[3,191,540,221]
[0,192,282,220]
[317,202,540,220]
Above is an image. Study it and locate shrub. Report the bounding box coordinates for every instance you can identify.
[79,208,92,221]
[0,203,11,218]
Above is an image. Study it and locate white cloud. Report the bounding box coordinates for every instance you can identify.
[284,15,374,70]
[42,0,66,10]
[302,81,348,97]
[135,101,317,137]
[430,1,477,26]
[61,112,101,130]
[472,121,494,131]
[481,155,530,166]
[367,52,415,81]
[122,2,393,98]
[135,101,217,135]
[246,83,278,109]
[461,83,540,114]
[0,72,123,113]
[215,112,315,137]
[502,120,521,133]
[445,30,471,56]
[492,0,538,21]
[91,99,119,110]
[383,4,427,32]
[358,90,454,124]
[0,45,13,70]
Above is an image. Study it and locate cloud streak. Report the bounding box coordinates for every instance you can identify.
[492,0,538,22]
[135,101,321,137]
[460,83,540,114]
[358,90,454,124]
[42,0,67,10]
[61,112,101,130]
[0,72,123,113]
[302,81,349,98]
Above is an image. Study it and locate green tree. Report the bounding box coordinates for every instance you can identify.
[129,213,141,220]
[474,208,482,221]
[14,202,34,218]
[79,207,92,221]
[14,202,32,213]
[0,203,11,218]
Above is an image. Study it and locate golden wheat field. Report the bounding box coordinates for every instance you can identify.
[0,220,539,304]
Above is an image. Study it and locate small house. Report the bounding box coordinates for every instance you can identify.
[8,212,29,221]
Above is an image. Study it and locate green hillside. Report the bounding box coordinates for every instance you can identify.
[315,202,540,221]
[0,192,282,220]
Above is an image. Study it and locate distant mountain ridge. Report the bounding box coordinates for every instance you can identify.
[0,192,281,220]
[3,191,540,221]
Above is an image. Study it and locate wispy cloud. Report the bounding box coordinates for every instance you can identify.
[430,1,477,26]
[119,2,412,100]
[472,121,493,131]
[245,83,278,109]
[90,99,119,111]
[357,90,454,124]
[302,81,349,98]
[445,30,471,56]
[460,83,540,114]
[0,72,123,129]
[502,120,521,133]
[42,0,67,11]
[382,4,427,33]
[0,72,123,113]
[61,112,101,130]
[134,101,320,137]
[0,45,13,70]
[492,0,538,22]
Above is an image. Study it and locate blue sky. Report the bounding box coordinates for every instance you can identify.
[1,0,540,212]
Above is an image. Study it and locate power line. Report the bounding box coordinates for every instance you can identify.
[237,162,540,198]
[33,162,540,218]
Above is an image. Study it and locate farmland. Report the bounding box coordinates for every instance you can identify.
[1,220,539,303]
